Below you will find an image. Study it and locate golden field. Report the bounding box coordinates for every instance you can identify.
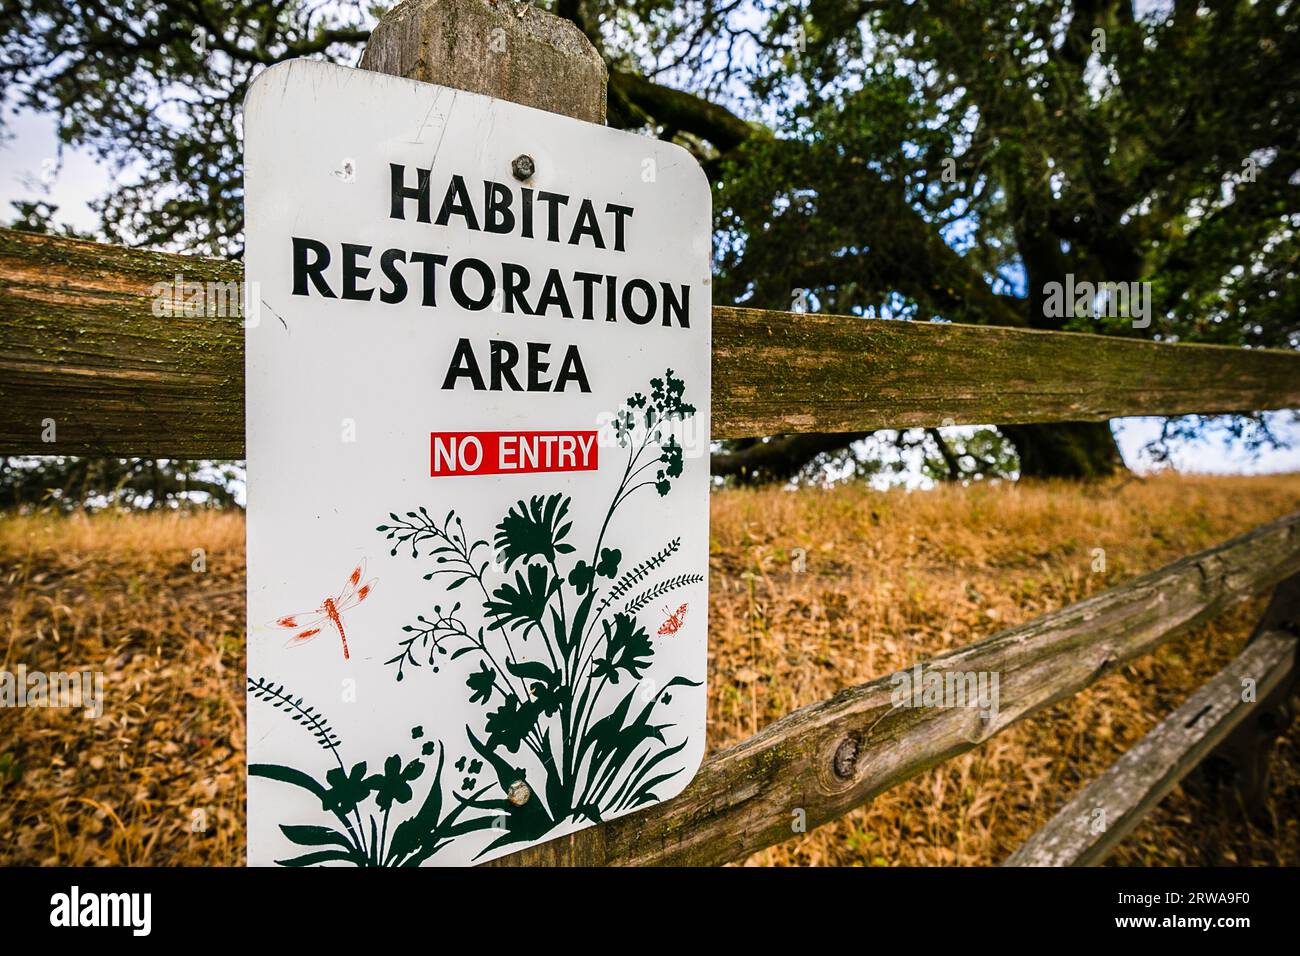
[2,471,1299,866]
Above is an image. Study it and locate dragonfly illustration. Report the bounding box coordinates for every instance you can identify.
[274,560,377,661]
[657,602,689,637]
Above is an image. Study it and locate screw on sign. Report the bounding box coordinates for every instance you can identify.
[508,780,532,806]
[511,154,535,181]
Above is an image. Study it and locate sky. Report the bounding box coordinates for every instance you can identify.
[3,107,1297,483]
[1,109,109,234]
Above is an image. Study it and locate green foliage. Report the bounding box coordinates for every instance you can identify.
[248,680,494,867]
[568,547,621,595]
[596,537,681,619]
[365,755,424,812]
[0,751,23,787]
[321,762,372,817]
[0,457,242,512]
[466,661,496,705]
[622,574,706,616]
[247,677,342,755]
[1,0,369,253]
[493,494,576,571]
[708,1,1297,476]
[375,371,703,857]
[484,564,561,639]
[592,613,654,684]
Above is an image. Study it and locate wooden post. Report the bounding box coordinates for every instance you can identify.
[358,0,607,124]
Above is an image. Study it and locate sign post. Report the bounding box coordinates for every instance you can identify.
[244,0,711,866]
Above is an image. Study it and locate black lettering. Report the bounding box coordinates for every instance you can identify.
[555,345,590,392]
[341,244,374,301]
[450,258,495,310]
[573,272,602,320]
[390,164,431,223]
[436,175,480,230]
[501,263,533,314]
[291,237,336,298]
[490,340,523,390]
[379,250,408,304]
[520,187,534,239]
[661,282,689,328]
[604,274,617,321]
[606,203,634,252]
[568,198,605,248]
[527,342,551,391]
[535,269,574,318]
[622,278,656,324]
[409,252,447,307]
[484,181,515,234]
[536,191,569,242]
[442,338,486,390]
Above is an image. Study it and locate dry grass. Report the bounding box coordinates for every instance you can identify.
[2,471,1298,866]
[0,511,246,865]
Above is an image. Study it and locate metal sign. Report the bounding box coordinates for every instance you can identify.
[244,60,711,866]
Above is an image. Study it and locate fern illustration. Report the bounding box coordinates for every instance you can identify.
[247,676,343,757]
[622,573,705,615]
[595,537,682,620]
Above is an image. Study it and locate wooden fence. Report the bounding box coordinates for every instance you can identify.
[5,225,1300,456]
[2,0,1299,866]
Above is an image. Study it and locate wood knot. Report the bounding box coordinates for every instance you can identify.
[832,737,859,779]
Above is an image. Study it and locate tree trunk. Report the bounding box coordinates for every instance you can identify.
[1000,421,1124,480]
[711,432,870,484]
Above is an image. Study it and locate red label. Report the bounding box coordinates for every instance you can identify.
[431,430,599,477]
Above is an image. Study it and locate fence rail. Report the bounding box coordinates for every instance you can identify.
[1003,628,1298,867]
[5,226,1300,456]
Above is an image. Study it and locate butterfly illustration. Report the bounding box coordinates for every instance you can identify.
[657,602,689,637]
[274,560,377,661]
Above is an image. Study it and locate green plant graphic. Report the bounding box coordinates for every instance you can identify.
[374,369,703,856]
[250,370,703,865]
[248,677,494,866]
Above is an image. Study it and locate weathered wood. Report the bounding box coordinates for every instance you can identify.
[0,230,245,458]
[359,0,606,124]
[1190,573,1300,816]
[712,306,1300,436]
[1002,629,1298,867]
[486,510,1300,866]
[5,229,1300,456]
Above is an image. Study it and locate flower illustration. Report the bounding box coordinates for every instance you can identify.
[366,754,424,811]
[322,762,371,816]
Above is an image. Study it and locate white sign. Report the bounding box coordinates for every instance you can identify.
[244,60,711,866]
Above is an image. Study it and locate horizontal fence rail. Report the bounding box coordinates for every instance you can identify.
[1003,629,1298,867]
[487,511,1300,866]
[4,228,1300,456]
